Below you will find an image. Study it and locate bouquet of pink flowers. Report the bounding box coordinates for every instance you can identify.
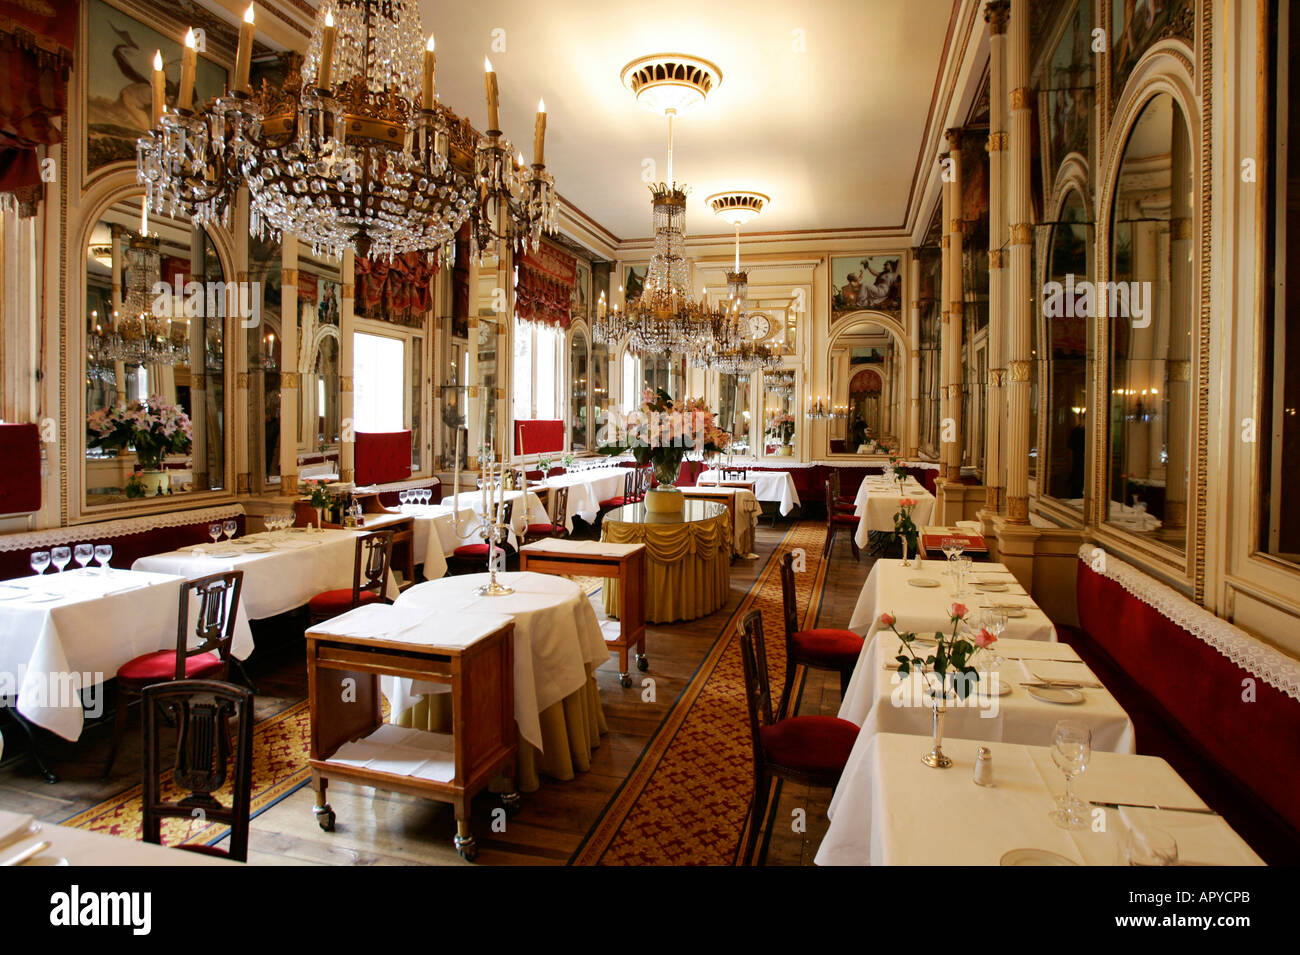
[598,388,729,483]
[86,396,192,471]
[766,412,795,445]
[878,602,997,700]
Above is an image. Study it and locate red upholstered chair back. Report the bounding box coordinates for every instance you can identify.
[1077,556,1300,838]
[0,423,41,515]
[355,431,412,486]
[676,459,705,486]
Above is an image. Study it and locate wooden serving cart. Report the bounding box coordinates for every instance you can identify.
[305,608,517,860]
[519,540,647,688]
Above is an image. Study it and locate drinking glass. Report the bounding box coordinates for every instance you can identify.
[941,538,957,575]
[1120,825,1179,866]
[977,608,1008,667]
[29,550,50,575]
[51,546,72,573]
[209,523,222,545]
[74,544,95,571]
[422,489,433,505]
[399,490,410,506]
[1049,720,1092,830]
[94,544,113,574]
[223,519,237,541]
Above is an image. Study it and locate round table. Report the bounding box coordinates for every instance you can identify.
[601,499,731,623]
[388,572,609,792]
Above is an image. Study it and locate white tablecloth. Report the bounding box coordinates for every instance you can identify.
[132,529,399,620]
[815,733,1263,865]
[840,635,1135,753]
[390,572,608,752]
[0,568,254,742]
[533,469,630,524]
[0,810,238,865]
[442,490,551,544]
[698,468,801,515]
[679,486,762,554]
[853,476,936,547]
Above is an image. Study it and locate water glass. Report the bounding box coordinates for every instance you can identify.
[209,523,222,545]
[94,544,113,574]
[941,538,957,575]
[74,544,95,571]
[1049,719,1092,830]
[29,550,51,575]
[223,519,238,541]
[51,546,72,573]
[1120,824,1179,866]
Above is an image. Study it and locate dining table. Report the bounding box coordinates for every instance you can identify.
[0,567,254,747]
[853,474,936,548]
[839,633,1136,754]
[0,810,239,866]
[388,571,609,792]
[131,528,401,621]
[697,468,801,516]
[440,489,552,544]
[530,468,632,524]
[814,733,1264,865]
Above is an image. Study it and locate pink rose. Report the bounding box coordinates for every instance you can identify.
[950,603,968,620]
[974,627,997,648]
[878,612,896,628]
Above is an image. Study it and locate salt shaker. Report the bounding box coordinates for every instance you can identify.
[974,746,995,787]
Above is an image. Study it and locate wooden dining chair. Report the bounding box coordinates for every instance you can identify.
[105,570,244,778]
[524,486,569,543]
[307,529,395,625]
[448,499,515,573]
[823,478,861,560]
[598,469,636,510]
[777,551,864,719]
[735,610,857,866]
[142,679,254,862]
[722,467,748,482]
[827,469,856,514]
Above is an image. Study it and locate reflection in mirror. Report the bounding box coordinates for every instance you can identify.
[591,339,610,438]
[247,231,281,485]
[1107,92,1192,551]
[296,245,342,479]
[917,247,943,457]
[476,253,501,450]
[717,373,751,456]
[763,369,796,457]
[570,327,589,450]
[84,195,225,503]
[1044,190,1092,508]
[827,322,902,455]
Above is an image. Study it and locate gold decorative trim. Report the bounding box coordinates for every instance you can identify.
[910,300,920,310]
[468,385,479,397]
[1009,223,1033,245]
[990,368,1007,387]
[236,372,249,390]
[494,387,505,399]
[1006,495,1029,524]
[986,484,1001,507]
[989,249,1006,268]
[282,268,299,286]
[1169,360,1192,382]
[949,218,963,233]
[941,308,950,323]
[236,473,250,494]
[281,372,300,389]
[1008,360,1031,381]
[341,468,355,483]
[987,131,1008,151]
[950,301,964,317]
[191,374,207,390]
[1010,87,1031,110]
[1171,216,1193,239]
[985,0,1010,35]
[341,376,354,392]
[341,283,355,299]
[940,235,949,248]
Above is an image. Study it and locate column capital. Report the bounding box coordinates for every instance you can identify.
[236,372,249,390]
[341,283,356,300]
[1172,216,1194,239]
[281,268,298,286]
[1009,222,1033,245]
[281,372,300,389]
[1006,495,1030,524]
[989,368,1007,386]
[950,300,964,317]
[1010,87,1033,110]
[340,376,354,392]
[987,131,1008,151]
[944,127,964,150]
[989,249,1006,268]
[985,0,1010,35]
[1008,360,1032,381]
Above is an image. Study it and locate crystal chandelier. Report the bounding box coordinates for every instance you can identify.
[89,234,191,367]
[138,3,557,263]
[766,369,796,400]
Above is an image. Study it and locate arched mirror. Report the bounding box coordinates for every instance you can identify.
[826,319,904,455]
[84,195,226,504]
[717,372,752,456]
[762,368,797,457]
[296,244,343,479]
[1107,92,1193,550]
[570,326,590,450]
[1044,189,1092,509]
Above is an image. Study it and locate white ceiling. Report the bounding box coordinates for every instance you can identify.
[416,0,958,243]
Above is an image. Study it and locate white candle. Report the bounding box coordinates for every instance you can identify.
[317,9,336,89]
[151,51,165,126]
[179,29,197,111]
[422,34,436,108]
[234,5,255,95]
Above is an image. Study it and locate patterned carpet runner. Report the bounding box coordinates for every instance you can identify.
[572,520,830,865]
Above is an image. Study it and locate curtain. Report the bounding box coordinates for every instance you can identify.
[0,3,74,209]
[515,242,576,328]
[354,251,438,327]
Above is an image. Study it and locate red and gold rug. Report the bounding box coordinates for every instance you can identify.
[572,520,830,865]
[61,700,312,849]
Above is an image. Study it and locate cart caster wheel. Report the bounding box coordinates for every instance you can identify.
[500,791,522,816]
[314,804,335,832]
[41,771,59,785]
[619,672,632,688]
[636,655,649,672]
[454,833,478,861]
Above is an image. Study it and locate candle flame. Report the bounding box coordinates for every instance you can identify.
[184,28,196,49]
[426,34,436,52]
[484,56,494,73]
[324,9,333,27]
[538,97,545,113]
[153,50,163,71]
[243,4,255,24]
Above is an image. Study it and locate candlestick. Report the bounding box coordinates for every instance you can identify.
[534,98,546,166]
[484,57,500,131]
[451,426,462,516]
[422,34,436,108]
[151,51,166,126]
[234,5,255,95]
[179,29,197,111]
[317,9,336,89]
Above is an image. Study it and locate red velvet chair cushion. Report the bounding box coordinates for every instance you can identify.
[308,589,384,615]
[790,628,863,669]
[599,497,627,509]
[452,543,490,558]
[830,513,858,526]
[526,523,560,535]
[760,715,858,775]
[118,650,223,684]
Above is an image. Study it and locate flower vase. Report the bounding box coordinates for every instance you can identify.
[644,456,684,515]
[900,536,911,568]
[777,444,793,457]
[922,688,953,768]
[136,470,169,496]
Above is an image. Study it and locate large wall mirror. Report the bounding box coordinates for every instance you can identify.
[296,244,343,478]
[1106,91,1194,551]
[761,368,797,457]
[569,325,590,450]
[1044,189,1092,510]
[717,372,752,456]
[476,253,502,451]
[827,318,905,455]
[84,195,226,505]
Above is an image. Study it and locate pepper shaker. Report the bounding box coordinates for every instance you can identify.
[974,746,995,787]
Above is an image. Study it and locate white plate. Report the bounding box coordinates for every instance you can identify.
[907,578,941,588]
[1000,848,1078,866]
[1026,685,1085,705]
[204,550,242,559]
[974,583,1008,593]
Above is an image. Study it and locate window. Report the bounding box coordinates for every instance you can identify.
[353,332,406,433]
[622,350,641,410]
[512,319,561,422]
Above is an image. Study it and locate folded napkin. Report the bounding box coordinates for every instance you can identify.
[1017,659,1097,685]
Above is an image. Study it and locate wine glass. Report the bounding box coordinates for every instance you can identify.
[421,489,432,505]
[941,537,957,575]
[29,550,50,576]
[1120,824,1179,866]
[51,546,72,573]
[74,544,95,572]
[399,490,410,507]
[94,544,113,574]
[977,608,1008,667]
[223,519,237,541]
[209,523,222,545]
[1049,720,1092,830]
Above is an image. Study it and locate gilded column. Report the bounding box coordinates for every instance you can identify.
[279,238,299,490]
[945,129,965,483]
[339,249,356,484]
[984,0,1010,510]
[1004,0,1032,524]
[1164,121,1194,532]
[908,256,921,457]
[109,226,127,403]
[939,153,952,476]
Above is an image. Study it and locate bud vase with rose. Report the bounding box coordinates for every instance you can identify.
[891,498,921,566]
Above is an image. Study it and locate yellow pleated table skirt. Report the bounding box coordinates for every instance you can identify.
[601,508,731,623]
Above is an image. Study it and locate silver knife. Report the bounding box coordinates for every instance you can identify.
[1,839,51,866]
[1089,800,1219,816]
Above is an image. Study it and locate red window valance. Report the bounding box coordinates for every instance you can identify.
[355,251,439,328]
[515,242,576,328]
[0,2,74,205]
[850,368,882,394]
